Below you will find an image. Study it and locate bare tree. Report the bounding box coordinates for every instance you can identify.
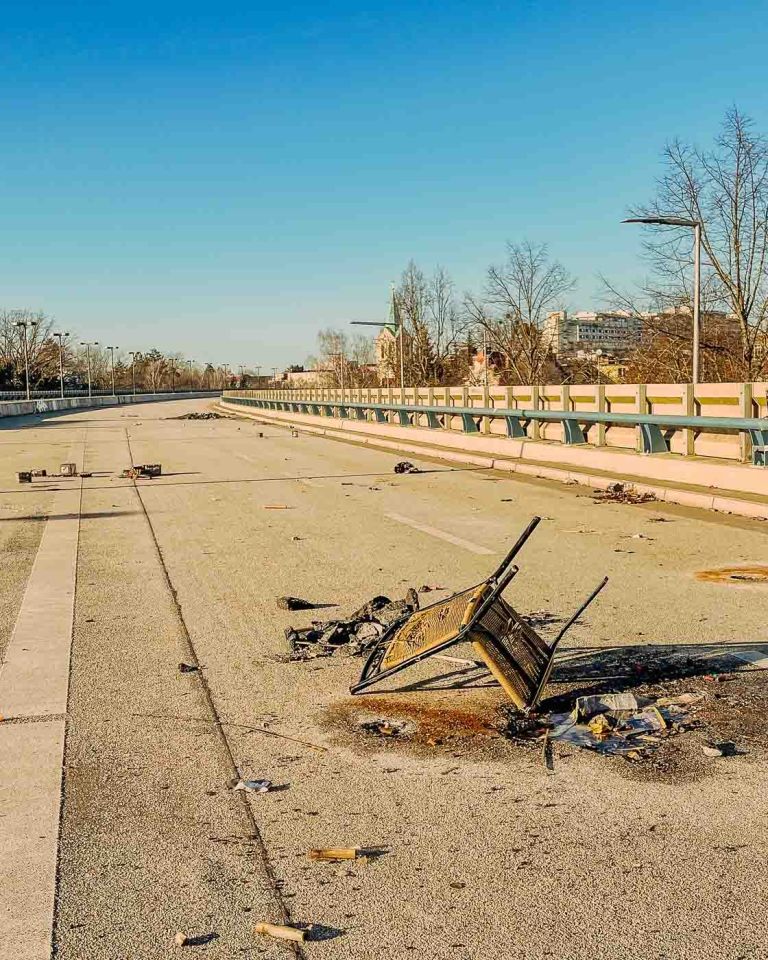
[629,108,768,379]
[0,309,59,388]
[394,262,463,384]
[465,241,575,384]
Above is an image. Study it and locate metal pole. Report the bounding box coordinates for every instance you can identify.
[55,334,66,398]
[87,344,92,398]
[130,352,137,395]
[108,347,116,396]
[482,327,489,387]
[692,222,701,385]
[21,325,30,400]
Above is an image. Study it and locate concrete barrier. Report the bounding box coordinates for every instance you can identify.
[0,391,221,420]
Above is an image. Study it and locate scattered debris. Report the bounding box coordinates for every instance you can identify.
[120,464,162,479]
[178,663,198,673]
[17,471,31,484]
[285,591,419,660]
[174,412,226,420]
[277,596,326,611]
[30,468,47,477]
[174,932,189,947]
[232,778,272,793]
[308,847,359,862]
[254,922,307,944]
[702,741,739,758]
[263,504,290,510]
[393,461,421,474]
[359,718,407,737]
[80,472,93,478]
[60,463,78,477]
[592,482,656,505]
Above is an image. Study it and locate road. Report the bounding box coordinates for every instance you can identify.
[1,398,767,960]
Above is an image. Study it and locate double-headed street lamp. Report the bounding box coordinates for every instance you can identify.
[106,346,118,396]
[80,341,99,398]
[622,215,702,384]
[350,284,405,391]
[53,331,69,399]
[128,351,138,395]
[15,317,38,400]
[187,359,195,391]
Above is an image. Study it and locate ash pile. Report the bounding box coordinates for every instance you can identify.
[284,589,422,661]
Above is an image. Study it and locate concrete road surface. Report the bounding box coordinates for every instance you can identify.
[1,398,767,960]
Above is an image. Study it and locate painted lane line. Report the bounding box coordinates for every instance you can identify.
[385,513,495,556]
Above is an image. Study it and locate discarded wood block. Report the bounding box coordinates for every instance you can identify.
[60,463,77,477]
[308,847,359,861]
[17,471,32,483]
[254,922,307,943]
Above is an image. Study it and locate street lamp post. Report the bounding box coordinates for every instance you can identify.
[80,341,98,398]
[622,216,702,384]
[106,346,118,396]
[15,318,38,400]
[128,351,138,396]
[187,359,194,391]
[350,284,405,393]
[53,332,69,399]
[222,363,230,389]
[169,360,176,393]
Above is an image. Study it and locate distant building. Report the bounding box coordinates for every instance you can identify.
[544,310,644,358]
[375,291,412,383]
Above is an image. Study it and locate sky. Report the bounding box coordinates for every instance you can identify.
[2,0,768,369]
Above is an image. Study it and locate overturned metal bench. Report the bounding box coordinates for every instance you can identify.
[350,517,608,711]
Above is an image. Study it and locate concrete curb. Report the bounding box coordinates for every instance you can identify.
[219,400,768,522]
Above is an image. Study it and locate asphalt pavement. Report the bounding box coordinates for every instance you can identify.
[1,398,767,960]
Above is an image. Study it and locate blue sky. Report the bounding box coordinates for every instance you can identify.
[2,0,767,368]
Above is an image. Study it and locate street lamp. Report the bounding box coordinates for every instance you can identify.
[169,359,176,393]
[15,318,38,400]
[350,284,405,392]
[222,363,230,389]
[53,332,69,399]
[106,346,118,396]
[128,351,138,396]
[80,341,99,398]
[622,216,702,384]
[187,359,195,391]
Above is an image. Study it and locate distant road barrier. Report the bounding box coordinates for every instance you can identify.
[0,390,221,420]
[224,382,768,467]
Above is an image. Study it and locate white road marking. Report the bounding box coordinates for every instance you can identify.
[0,449,83,959]
[385,513,495,555]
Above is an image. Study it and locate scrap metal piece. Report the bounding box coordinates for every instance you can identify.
[60,463,77,477]
[17,471,32,484]
[351,517,608,711]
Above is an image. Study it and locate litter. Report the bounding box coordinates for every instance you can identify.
[60,463,78,477]
[17,472,32,484]
[178,663,198,673]
[308,847,359,862]
[593,482,656,505]
[264,504,290,509]
[702,741,738,758]
[574,693,638,722]
[352,516,608,711]
[276,596,323,611]
[174,932,188,947]
[254,922,307,943]
[393,461,421,474]
[120,464,162,479]
[285,592,417,661]
[30,469,47,477]
[174,412,226,420]
[232,778,272,793]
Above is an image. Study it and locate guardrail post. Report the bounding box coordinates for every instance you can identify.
[596,384,606,447]
[635,384,648,452]
[740,382,754,462]
[683,384,696,456]
[531,386,540,440]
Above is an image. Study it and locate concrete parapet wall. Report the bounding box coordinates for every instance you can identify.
[0,391,220,420]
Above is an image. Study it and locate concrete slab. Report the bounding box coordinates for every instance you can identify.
[0,719,66,960]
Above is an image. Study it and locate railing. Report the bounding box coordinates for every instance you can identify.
[0,387,221,400]
[223,387,768,467]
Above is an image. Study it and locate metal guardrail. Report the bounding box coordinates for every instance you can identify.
[224,394,768,466]
[0,389,221,401]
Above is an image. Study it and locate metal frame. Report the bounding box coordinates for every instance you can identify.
[349,517,608,711]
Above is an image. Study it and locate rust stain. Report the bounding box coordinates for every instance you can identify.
[325,691,504,746]
[695,566,768,585]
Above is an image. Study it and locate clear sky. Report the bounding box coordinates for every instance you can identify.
[2,0,767,368]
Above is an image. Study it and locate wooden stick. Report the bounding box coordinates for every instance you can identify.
[254,922,307,943]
